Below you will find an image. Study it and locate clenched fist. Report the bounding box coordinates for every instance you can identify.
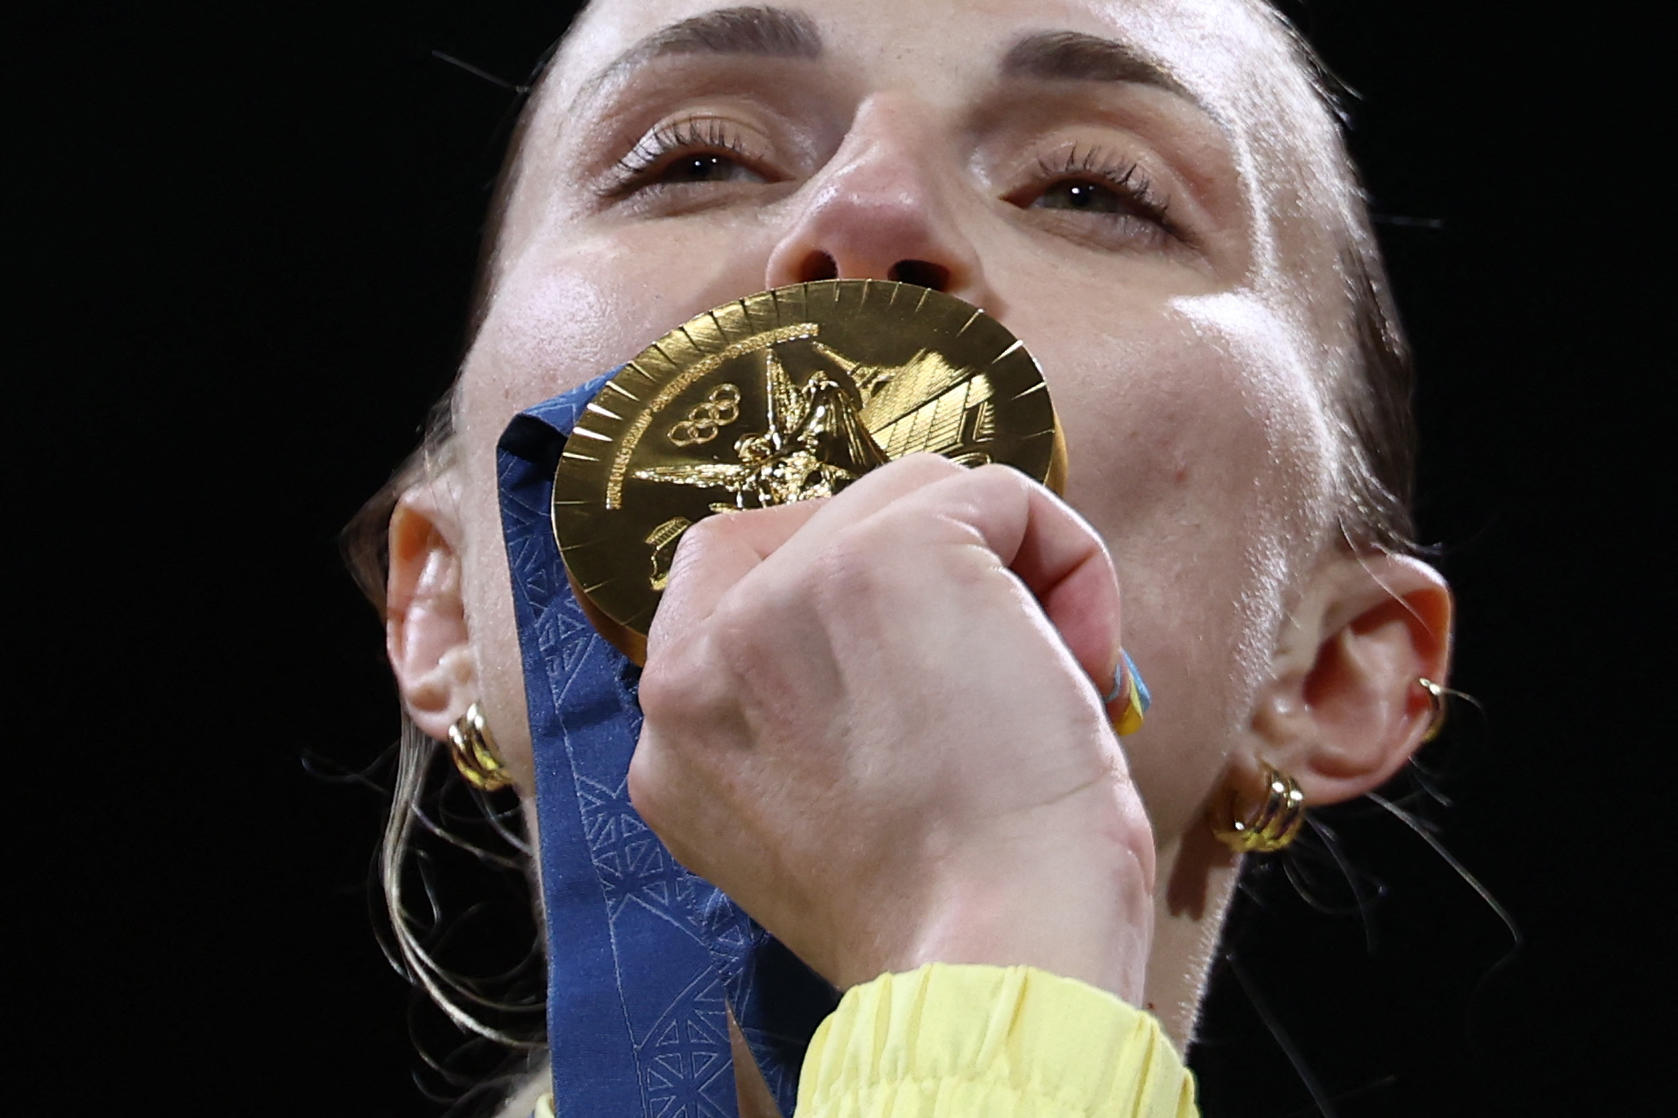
[630,454,1154,1004]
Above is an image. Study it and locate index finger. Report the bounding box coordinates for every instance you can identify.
[644,499,824,662]
[645,455,971,660]
[862,463,1126,698]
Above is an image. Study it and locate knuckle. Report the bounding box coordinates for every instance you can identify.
[625,750,693,870]
[625,742,667,828]
[886,451,965,486]
[807,532,890,611]
[967,461,1032,500]
[928,453,970,482]
[908,450,966,474]
[966,459,1020,485]
[959,463,1034,519]
[672,509,730,558]
[707,578,777,647]
[635,656,683,725]
[637,638,716,729]
[705,586,801,694]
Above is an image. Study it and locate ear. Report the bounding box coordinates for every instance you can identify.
[385,483,476,743]
[1249,551,1453,806]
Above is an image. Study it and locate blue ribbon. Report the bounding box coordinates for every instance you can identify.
[497,374,838,1116]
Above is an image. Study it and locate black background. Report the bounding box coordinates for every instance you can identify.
[18,2,1663,1115]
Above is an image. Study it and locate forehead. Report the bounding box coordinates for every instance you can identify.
[554,0,1317,134]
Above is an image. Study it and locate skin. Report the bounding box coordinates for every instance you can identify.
[384,1,1453,1112]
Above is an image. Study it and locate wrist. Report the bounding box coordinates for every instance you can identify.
[850,838,1154,1004]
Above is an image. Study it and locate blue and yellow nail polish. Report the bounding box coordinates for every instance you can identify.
[1105,649,1152,736]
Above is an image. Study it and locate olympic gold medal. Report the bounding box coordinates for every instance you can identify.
[552,279,1066,662]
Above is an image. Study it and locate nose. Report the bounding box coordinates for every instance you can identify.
[763,97,989,303]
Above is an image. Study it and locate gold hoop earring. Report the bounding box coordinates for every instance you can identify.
[1417,677,1448,743]
[447,702,512,792]
[1210,763,1305,853]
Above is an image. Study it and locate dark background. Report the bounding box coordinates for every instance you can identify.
[18,2,1662,1115]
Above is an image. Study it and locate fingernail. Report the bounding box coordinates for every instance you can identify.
[1107,650,1151,735]
[1124,650,1151,714]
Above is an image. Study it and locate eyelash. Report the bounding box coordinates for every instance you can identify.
[602,125,1182,246]
[1036,147,1172,222]
[602,118,768,199]
[1006,143,1181,251]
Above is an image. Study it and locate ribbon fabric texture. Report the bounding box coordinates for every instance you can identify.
[497,374,838,1117]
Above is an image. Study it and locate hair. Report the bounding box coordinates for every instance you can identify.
[341,0,1421,1077]
[337,34,571,1095]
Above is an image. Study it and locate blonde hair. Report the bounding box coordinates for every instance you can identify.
[343,407,548,1068]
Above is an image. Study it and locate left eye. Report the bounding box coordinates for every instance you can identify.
[603,116,782,203]
[1032,179,1132,214]
[1007,153,1181,250]
[656,153,766,186]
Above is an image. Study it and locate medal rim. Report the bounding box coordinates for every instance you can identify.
[551,279,1064,664]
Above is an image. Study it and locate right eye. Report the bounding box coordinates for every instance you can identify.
[651,152,765,185]
[606,117,778,199]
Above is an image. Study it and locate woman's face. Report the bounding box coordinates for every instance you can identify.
[448,0,1357,850]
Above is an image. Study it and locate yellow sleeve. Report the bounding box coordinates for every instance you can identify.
[796,964,1199,1118]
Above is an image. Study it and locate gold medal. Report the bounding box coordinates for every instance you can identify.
[552,279,1066,662]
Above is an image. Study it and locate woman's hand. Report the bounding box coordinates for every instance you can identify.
[629,454,1154,1005]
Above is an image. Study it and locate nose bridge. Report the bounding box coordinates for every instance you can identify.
[823,95,942,209]
[765,93,986,298]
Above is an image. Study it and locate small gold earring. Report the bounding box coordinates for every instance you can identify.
[1210,763,1305,853]
[1417,677,1448,743]
[447,702,512,792]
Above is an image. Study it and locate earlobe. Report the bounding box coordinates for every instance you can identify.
[385,485,476,743]
[1249,552,1453,808]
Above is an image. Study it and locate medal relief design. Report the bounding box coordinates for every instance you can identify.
[553,279,1065,661]
[635,345,993,508]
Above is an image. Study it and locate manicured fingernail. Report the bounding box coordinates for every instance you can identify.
[1103,664,1127,706]
[1106,650,1151,735]
[1124,650,1151,715]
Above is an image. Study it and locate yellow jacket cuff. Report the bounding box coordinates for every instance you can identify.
[797,963,1199,1117]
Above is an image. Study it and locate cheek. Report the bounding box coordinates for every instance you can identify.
[455,219,788,569]
[446,220,782,774]
[1020,290,1338,836]
[468,230,771,422]
[1028,291,1335,563]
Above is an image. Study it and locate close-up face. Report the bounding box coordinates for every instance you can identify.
[441,0,1369,850]
[36,0,1624,1109]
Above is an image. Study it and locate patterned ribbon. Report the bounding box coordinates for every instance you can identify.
[497,374,838,1116]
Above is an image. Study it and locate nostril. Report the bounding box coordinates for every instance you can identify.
[798,252,838,282]
[887,259,949,291]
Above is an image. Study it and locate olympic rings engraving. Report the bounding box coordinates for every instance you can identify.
[667,383,743,447]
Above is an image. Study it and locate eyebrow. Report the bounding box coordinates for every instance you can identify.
[581,6,823,100]
[579,14,1213,125]
[1001,30,1206,113]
